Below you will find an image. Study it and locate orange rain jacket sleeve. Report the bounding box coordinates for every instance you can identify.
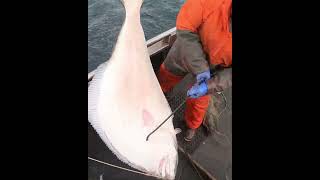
[174,0,210,75]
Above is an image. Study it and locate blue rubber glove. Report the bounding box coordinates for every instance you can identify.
[196,70,211,84]
[187,81,208,98]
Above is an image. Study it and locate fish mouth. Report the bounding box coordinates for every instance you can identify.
[158,156,168,177]
[158,156,175,180]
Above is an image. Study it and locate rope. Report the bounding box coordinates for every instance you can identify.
[88,157,161,179]
[178,147,205,180]
[187,154,205,180]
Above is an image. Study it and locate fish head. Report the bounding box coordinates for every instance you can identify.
[146,128,178,180]
[157,151,178,180]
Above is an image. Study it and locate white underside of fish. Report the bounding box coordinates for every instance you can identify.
[88,0,178,179]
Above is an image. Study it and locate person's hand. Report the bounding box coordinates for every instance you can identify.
[187,81,208,98]
[196,70,211,84]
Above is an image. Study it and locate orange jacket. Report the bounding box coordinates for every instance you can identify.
[176,0,232,67]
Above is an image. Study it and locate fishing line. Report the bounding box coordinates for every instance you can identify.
[209,91,231,146]
[88,157,161,179]
[217,91,229,117]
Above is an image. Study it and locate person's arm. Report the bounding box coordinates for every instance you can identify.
[176,0,209,75]
[176,30,209,75]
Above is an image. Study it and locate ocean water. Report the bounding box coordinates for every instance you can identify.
[88,0,185,72]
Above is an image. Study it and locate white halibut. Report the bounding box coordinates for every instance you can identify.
[88,0,178,179]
